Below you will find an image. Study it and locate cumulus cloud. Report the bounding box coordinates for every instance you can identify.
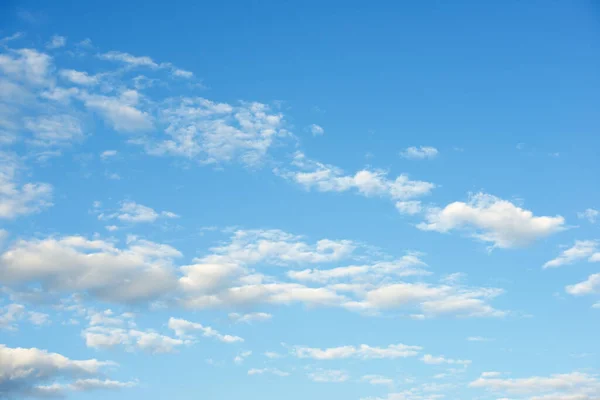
[248,368,290,377]
[0,235,181,303]
[0,344,134,398]
[139,97,289,166]
[80,90,154,132]
[100,149,118,159]
[228,312,272,324]
[469,371,600,400]
[0,48,52,86]
[566,273,600,296]
[400,146,439,160]
[417,193,565,248]
[280,152,435,201]
[578,208,599,223]
[292,343,422,360]
[83,325,186,354]
[543,240,599,268]
[309,124,324,136]
[0,152,53,219]
[421,354,471,366]
[59,69,98,85]
[97,200,179,223]
[168,317,243,343]
[24,114,84,147]
[307,369,349,383]
[361,375,394,386]
[46,35,66,49]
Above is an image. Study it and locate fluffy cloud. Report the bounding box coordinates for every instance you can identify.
[59,69,98,85]
[421,354,471,366]
[469,371,600,400]
[0,344,133,398]
[566,273,600,296]
[46,35,66,49]
[543,240,599,268]
[0,48,52,86]
[0,152,53,219]
[0,235,181,303]
[168,317,243,343]
[23,114,83,147]
[141,97,289,166]
[307,369,349,383]
[400,146,438,160]
[99,200,180,223]
[361,375,394,386]
[287,255,429,284]
[80,90,154,132]
[292,343,422,360]
[417,193,565,248]
[83,325,186,354]
[309,124,324,136]
[248,368,290,377]
[281,152,435,201]
[228,312,272,323]
[577,208,599,223]
[350,282,505,318]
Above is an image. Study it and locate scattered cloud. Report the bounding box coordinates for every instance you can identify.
[421,354,471,366]
[292,343,422,360]
[280,151,435,201]
[308,369,349,383]
[361,375,394,386]
[578,208,599,223]
[168,317,243,343]
[417,193,565,248]
[248,368,290,377]
[0,344,133,398]
[100,150,118,159]
[309,124,324,136]
[566,273,600,296]
[98,200,179,223]
[46,35,66,49]
[543,240,599,268]
[400,146,438,160]
[469,371,600,400]
[228,312,272,324]
[0,235,181,303]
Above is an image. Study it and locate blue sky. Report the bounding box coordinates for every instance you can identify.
[1,1,599,399]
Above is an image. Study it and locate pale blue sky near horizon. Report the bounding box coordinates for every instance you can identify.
[1,1,599,399]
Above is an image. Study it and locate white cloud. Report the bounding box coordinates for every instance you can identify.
[228,312,272,323]
[234,350,252,364]
[46,35,66,49]
[59,69,98,85]
[83,325,185,354]
[168,317,244,343]
[140,98,289,166]
[248,368,290,377]
[0,344,133,398]
[421,354,471,366]
[309,124,324,136]
[98,50,193,79]
[308,369,349,383]
[467,336,493,342]
[543,240,599,268]
[400,146,439,160]
[287,255,429,284]
[351,282,505,318]
[417,193,565,248]
[361,375,394,386]
[100,150,118,159]
[99,200,179,223]
[293,343,422,360]
[396,201,423,215]
[80,90,154,132]
[566,273,600,296]
[282,152,435,201]
[0,235,181,303]
[24,114,83,147]
[578,208,599,223]
[0,49,52,86]
[0,152,53,219]
[469,371,600,400]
